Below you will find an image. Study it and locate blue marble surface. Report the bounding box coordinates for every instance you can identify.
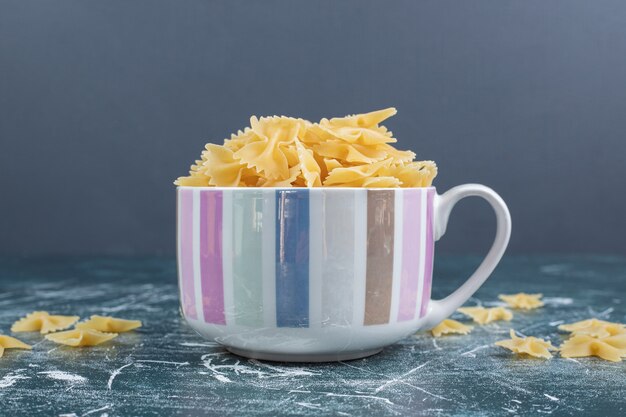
[0,256,624,416]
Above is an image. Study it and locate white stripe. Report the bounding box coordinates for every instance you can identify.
[221,190,234,325]
[389,189,403,324]
[321,191,356,327]
[414,189,428,319]
[262,190,277,327]
[352,190,368,326]
[308,191,323,328]
[176,189,184,309]
[192,189,204,322]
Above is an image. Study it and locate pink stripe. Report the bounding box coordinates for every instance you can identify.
[179,189,197,319]
[397,190,421,321]
[420,189,435,318]
[200,190,226,324]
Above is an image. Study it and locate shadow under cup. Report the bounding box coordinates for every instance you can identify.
[177,187,436,362]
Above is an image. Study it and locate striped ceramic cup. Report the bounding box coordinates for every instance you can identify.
[177,184,511,362]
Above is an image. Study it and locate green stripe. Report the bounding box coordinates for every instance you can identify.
[232,190,264,326]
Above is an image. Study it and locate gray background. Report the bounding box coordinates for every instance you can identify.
[1,0,625,256]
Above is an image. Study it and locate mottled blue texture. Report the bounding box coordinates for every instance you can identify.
[0,256,624,416]
[275,190,310,328]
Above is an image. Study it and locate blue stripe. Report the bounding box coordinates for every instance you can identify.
[275,189,310,328]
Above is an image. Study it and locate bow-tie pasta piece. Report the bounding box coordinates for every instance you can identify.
[359,176,402,188]
[298,123,331,145]
[295,140,322,187]
[314,141,388,164]
[495,330,557,359]
[175,143,216,187]
[313,135,410,165]
[224,130,268,188]
[319,108,398,145]
[258,165,301,187]
[278,143,300,168]
[379,161,437,188]
[239,167,263,187]
[330,107,398,130]
[183,144,248,187]
[0,335,32,358]
[223,127,258,152]
[324,158,343,172]
[560,333,626,362]
[203,144,249,187]
[174,168,211,187]
[457,306,513,325]
[45,329,118,347]
[558,319,626,338]
[376,143,416,164]
[323,158,394,187]
[431,319,473,337]
[498,293,544,310]
[11,311,80,334]
[75,315,142,333]
[234,116,305,180]
[411,161,438,187]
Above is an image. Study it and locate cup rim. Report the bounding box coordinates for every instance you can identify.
[176,186,435,191]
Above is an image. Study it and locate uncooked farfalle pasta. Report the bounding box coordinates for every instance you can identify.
[495,330,557,359]
[498,293,544,310]
[76,315,142,333]
[0,335,31,358]
[431,319,473,337]
[45,329,118,347]
[11,311,79,334]
[2,312,143,354]
[175,108,437,188]
[457,306,513,325]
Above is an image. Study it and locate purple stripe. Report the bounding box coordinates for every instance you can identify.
[179,189,197,319]
[397,190,421,321]
[200,190,226,324]
[420,189,435,318]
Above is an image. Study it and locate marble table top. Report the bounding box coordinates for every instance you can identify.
[0,255,624,416]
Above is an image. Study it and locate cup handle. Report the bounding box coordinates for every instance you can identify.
[422,184,512,328]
